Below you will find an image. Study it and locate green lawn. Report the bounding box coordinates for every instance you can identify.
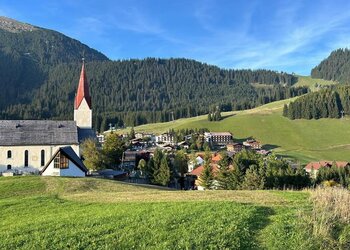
[0,176,311,249]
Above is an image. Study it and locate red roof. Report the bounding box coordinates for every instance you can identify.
[211,154,222,163]
[190,164,220,176]
[305,161,350,171]
[74,62,92,109]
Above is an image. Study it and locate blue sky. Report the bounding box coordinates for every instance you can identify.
[1,0,350,75]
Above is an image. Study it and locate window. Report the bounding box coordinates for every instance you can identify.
[54,152,69,169]
[7,165,11,170]
[24,150,28,167]
[7,150,11,158]
[41,150,45,167]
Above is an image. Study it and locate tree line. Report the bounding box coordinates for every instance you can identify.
[311,48,350,83]
[283,85,350,120]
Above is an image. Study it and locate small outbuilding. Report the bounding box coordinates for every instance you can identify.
[41,146,88,177]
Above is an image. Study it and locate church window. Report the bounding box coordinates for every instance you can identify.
[24,150,29,167]
[54,152,69,169]
[41,150,45,167]
[7,150,11,158]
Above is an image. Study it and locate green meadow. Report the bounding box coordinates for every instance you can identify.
[0,176,313,249]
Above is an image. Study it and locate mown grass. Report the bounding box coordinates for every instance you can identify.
[0,176,311,249]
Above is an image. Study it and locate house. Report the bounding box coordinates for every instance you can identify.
[211,153,222,164]
[41,146,88,177]
[0,62,96,176]
[305,161,350,177]
[227,143,243,152]
[189,164,220,190]
[204,132,233,146]
[188,155,204,172]
[243,139,261,149]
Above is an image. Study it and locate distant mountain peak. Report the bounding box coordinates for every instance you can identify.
[0,16,37,33]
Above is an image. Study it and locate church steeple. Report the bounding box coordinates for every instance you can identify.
[74,60,92,129]
[74,60,91,110]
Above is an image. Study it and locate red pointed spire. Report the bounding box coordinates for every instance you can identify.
[74,61,92,109]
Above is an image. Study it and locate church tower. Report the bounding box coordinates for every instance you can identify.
[74,61,92,129]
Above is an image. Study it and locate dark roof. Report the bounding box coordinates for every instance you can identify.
[78,128,97,143]
[0,120,79,146]
[41,146,88,174]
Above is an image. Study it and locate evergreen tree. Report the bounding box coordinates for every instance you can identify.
[241,165,265,190]
[174,150,188,189]
[153,155,171,186]
[283,104,288,117]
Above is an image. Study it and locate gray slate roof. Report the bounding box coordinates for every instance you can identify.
[0,120,79,146]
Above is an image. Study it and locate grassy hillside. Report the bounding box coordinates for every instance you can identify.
[294,75,337,91]
[0,176,312,249]
[121,96,350,163]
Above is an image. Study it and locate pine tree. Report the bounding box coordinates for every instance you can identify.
[153,155,171,186]
[174,150,188,189]
[282,104,288,117]
[241,165,265,190]
[198,162,214,190]
[199,148,214,189]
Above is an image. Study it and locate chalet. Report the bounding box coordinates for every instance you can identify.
[189,164,220,190]
[305,161,350,177]
[0,62,96,176]
[204,132,233,146]
[227,143,243,152]
[188,156,204,172]
[41,146,88,177]
[243,139,261,149]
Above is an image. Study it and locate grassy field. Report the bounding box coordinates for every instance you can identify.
[294,75,336,91]
[120,92,350,164]
[0,176,314,249]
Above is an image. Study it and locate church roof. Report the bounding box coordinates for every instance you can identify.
[0,120,79,146]
[74,62,92,109]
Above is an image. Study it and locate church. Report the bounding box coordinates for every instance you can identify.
[0,62,95,176]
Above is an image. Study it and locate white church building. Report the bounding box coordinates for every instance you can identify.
[0,62,94,176]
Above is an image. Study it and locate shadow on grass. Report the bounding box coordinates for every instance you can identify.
[263,144,280,150]
[243,204,275,250]
[220,114,236,120]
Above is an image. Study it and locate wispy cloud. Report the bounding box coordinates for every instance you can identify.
[182,1,350,74]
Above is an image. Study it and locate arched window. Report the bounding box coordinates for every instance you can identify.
[7,150,11,158]
[24,150,29,167]
[41,150,45,167]
[7,165,11,170]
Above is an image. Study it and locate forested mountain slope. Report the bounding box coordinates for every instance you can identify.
[311,48,350,82]
[0,17,307,131]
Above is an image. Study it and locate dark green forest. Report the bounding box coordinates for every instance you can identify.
[311,48,350,83]
[283,86,350,120]
[0,18,309,131]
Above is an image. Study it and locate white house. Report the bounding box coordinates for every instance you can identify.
[0,62,95,175]
[41,146,88,177]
